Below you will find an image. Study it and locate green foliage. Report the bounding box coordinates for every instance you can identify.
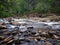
[34,3,51,13]
[51,0,60,14]
[0,0,60,18]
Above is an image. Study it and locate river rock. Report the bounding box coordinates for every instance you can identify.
[45,41,53,45]
[0,36,5,40]
[10,22,19,25]
[0,25,7,29]
[53,35,59,39]
[7,39,14,44]
[3,35,14,43]
[0,23,3,25]
[40,32,48,37]
[3,31,10,35]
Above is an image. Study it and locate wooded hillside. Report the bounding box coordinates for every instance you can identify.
[0,0,60,18]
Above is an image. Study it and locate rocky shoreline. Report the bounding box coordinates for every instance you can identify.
[0,18,60,45]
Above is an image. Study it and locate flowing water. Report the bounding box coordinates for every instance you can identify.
[0,18,60,45]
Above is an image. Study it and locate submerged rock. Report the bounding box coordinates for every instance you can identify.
[19,26,27,32]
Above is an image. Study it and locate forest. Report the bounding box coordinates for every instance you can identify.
[0,0,60,18]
